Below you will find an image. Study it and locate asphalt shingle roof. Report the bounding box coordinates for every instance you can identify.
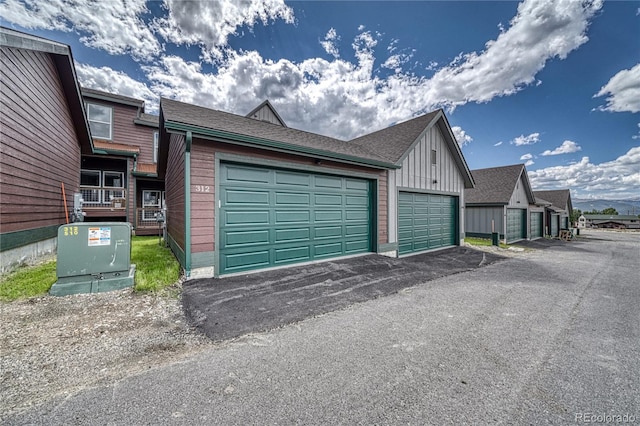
[349,110,441,163]
[533,190,571,211]
[465,164,526,205]
[161,98,393,166]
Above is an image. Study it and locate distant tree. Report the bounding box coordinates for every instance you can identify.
[570,209,582,223]
[583,209,601,215]
[601,207,618,215]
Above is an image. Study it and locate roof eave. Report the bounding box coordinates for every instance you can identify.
[133,117,159,128]
[164,120,399,170]
[82,89,144,109]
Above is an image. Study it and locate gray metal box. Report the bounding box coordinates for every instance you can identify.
[50,222,136,296]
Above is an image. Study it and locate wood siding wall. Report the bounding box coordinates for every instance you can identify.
[465,206,505,236]
[83,98,158,220]
[190,140,388,256]
[0,47,81,235]
[388,125,466,243]
[165,133,186,251]
[190,141,215,254]
[87,101,157,163]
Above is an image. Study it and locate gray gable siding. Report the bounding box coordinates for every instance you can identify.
[248,104,286,127]
[388,124,466,246]
[508,174,530,208]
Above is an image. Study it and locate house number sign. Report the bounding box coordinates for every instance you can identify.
[193,185,211,192]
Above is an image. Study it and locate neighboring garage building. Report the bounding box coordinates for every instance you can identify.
[158,99,474,278]
[533,190,573,236]
[465,164,536,244]
[350,110,474,256]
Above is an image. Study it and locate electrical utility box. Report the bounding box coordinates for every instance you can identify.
[50,222,136,296]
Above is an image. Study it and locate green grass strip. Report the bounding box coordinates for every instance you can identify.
[1,236,181,301]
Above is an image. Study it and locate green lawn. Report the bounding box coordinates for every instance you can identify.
[465,236,509,249]
[0,236,180,302]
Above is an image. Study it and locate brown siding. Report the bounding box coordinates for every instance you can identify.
[83,97,158,221]
[86,101,157,163]
[190,141,215,253]
[189,139,388,254]
[0,47,80,234]
[165,133,186,251]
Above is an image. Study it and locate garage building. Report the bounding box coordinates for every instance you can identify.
[465,164,536,244]
[158,99,474,278]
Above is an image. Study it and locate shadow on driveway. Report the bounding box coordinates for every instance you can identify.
[182,247,505,341]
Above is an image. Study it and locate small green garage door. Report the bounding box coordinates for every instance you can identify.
[530,212,543,239]
[550,214,559,237]
[219,163,373,275]
[398,192,456,255]
[506,208,527,243]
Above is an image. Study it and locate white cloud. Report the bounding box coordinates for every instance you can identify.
[2,0,604,141]
[153,0,294,62]
[541,140,582,156]
[76,63,159,113]
[520,153,533,160]
[511,133,541,146]
[524,159,535,167]
[0,0,161,61]
[320,28,340,59]
[451,126,473,147]
[633,123,640,140]
[494,141,503,147]
[528,146,640,199]
[419,0,603,110]
[594,64,640,113]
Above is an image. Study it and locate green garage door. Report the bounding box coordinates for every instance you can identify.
[219,163,372,275]
[530,212,543,239]
[506,208,527,243]
[550,214,559,237]
[398,192,457,255]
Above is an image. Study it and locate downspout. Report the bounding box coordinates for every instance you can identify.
[184,131,192,276]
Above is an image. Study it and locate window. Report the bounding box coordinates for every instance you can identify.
[86,103,112,140]
[153,132,159,163]
[103,171,125,203]
[103,171,124,188]
[142,190,163,221]
[80,170,101,204]
[80,169,100,187]
[431,149,437,165]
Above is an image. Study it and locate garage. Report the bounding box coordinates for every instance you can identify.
[550,214,560,237]
[506,208,527,243]
[219,163,373,274]
[530,212,543,239]
[398,192,456,255]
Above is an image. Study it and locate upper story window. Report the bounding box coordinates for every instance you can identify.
[86,103,113,140]
[153,132,159,163]
[431,149,437,165]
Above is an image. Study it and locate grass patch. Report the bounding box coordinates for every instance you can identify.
[465,237,509,249]
[131,236,181,293]
[0,260,57,302]
[0,236,181,301]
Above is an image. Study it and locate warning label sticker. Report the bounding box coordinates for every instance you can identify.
[88,227,111,246]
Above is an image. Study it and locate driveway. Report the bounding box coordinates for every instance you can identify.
[5,230,639,424]
[182,246,505,341]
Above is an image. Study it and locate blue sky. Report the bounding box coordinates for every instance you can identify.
[1,0,638,200]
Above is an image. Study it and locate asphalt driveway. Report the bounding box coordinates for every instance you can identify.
[182,246,504,341]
